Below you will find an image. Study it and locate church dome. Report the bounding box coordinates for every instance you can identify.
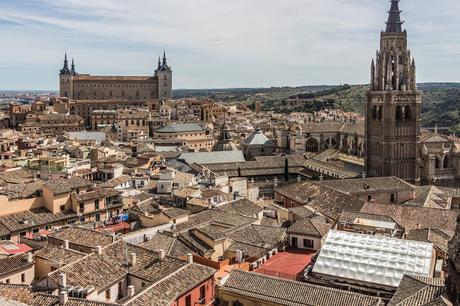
[212,141,238,152]
[242,128,273,146]
[212,121,238,152]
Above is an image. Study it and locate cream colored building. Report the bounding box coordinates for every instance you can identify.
[0,253,34,285]
[59,52,172,101]
[154,123,214,151]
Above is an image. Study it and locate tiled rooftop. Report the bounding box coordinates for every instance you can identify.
[48,227,115,248]
[222,270,384,306]
[0,253,33,277]
[44,177,93,195]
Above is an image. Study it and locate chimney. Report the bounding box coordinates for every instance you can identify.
[63,240,69,250]
[95,245,102,255]
[129,252,137,266]
[26,253,33,264]
[59,273,67,288]
[127,285,135,298]
[158,249,166,260]
[59,291,68,305]
[187,253,193,264]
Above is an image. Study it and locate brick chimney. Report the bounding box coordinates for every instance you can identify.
[158,249,165,260]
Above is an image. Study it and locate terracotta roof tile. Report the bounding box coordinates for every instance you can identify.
[221,270,384,306]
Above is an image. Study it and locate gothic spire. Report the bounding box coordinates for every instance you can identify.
[158,56,161,69]
[162,50,167,65]
[60,52,71,75]
[385,0,404,33]
[71,58,76,75]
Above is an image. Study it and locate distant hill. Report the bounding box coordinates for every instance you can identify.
[174,83,460,133]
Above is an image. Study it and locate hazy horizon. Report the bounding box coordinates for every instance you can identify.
[3,81,460,92]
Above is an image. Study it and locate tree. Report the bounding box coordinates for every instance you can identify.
[284,158,289,182]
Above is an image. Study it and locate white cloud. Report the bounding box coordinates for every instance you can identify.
[0,0,459,89]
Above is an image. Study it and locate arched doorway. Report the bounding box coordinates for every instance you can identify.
[306,138,319,153]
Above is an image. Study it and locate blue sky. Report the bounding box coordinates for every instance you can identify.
[1,0,459,90]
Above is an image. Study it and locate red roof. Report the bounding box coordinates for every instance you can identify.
[96,222,130,233]
[0,242,32,255]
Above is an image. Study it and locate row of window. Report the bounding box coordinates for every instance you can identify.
[75,83,153,88]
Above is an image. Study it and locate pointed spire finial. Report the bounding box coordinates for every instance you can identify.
[71,58,76,75]
[162,50,167,65]
[385,0,404,33]
[61,51,71,74]
[434,124,438,134]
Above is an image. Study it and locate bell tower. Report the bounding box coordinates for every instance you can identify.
[365,0,421,183]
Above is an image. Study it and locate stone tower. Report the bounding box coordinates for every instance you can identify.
[365,0,421,183]
[155,51,173,100]
[59,53,76,98]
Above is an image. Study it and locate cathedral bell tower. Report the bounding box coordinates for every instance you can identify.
[365,0,422,183]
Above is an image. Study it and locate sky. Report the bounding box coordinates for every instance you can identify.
[0,0,459,90]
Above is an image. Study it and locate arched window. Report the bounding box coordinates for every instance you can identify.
[378,106,382,120]
[435,156,440,169]
[396,105,402,120]
[324,137,337,149]
[405,105,411,120]
[306,138,319,153]
[372,106,377,119]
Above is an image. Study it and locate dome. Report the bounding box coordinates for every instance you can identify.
[242,128,273,146]
[212,121,238,152]
[212,141,238,152]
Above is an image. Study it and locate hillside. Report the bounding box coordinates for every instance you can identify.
[174,83,460,133]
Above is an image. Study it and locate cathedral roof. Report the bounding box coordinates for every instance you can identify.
[386,0,404,33]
